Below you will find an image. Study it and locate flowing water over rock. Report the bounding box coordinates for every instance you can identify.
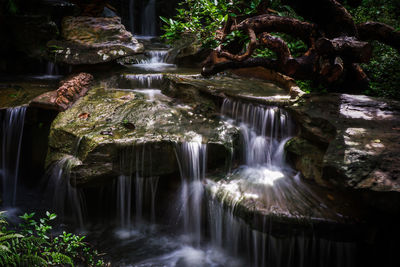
[1,106,26,207]
[46,156,86,228]
[130,50,176,71]
[202,98,356,266]
[211,98,343,221]
[175,140,207,246]
[141,0,157,36]
[117,145,159,230]
[122,74,163,88]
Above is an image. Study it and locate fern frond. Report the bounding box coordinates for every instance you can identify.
[0,233,24,242]
[0,244,10,252]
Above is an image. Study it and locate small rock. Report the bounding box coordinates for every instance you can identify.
[100,130,113,136]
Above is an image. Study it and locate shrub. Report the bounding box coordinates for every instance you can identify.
[0,211,107,267]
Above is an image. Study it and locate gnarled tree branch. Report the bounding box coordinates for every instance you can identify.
[357,22,400,51]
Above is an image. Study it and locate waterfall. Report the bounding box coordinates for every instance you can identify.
[141,0,157,36]
[175,139,207,246]
[221,98,294,168]
[207,197,356,267]
[138,51,169,64]
[1,106,26,207]
[201,98,356,266]
[117,145,159,230]
[46,137,85,228]
[130,50,175,71]
[124,74,163,88]
[129,0,135,33]
[46,61,59,76]
[47,156,85,228]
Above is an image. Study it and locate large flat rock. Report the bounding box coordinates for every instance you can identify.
[47,85,239,187]
[48,16,144,65]
[286,93,400,212]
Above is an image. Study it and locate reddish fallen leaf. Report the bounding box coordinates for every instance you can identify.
[78,113,90,119]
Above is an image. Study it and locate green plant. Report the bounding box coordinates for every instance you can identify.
[0,211,107,267]
[160,0,262,48]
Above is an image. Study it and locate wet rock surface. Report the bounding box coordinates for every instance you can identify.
[286,93,400,213]
[48,16,144,65]
[47,83,239,187]
[164,74,291,105]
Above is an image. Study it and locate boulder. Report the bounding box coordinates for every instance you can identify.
[46,81,239,187]
[48,16,144,64]
[286,93,400,213]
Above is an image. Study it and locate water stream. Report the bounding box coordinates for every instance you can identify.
[0,29,359,266]
[131,50,176,72]
[1,106,26,207]
[175,140,207,247]
[141,0,157,36]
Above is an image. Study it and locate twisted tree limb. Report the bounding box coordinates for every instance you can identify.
[218,27,257,61]
[231,14,316,45]
[357,22,400,51]
[202,0,400,90]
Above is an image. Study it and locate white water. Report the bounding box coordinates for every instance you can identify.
[131,50,176,71]
[207,197,355,267]
[46,61,59,76]
[46,137,86,228]
[1,106,26,207]
[141,0,157,36]
[175,140,207,246]
[221,98,294,168]
[124,73,163,88]
[117,145,159,232]
[47,156,85,228]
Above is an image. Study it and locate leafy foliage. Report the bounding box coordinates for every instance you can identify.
[160,0,263,48]
[160,1,308,57]
[0,211,107,267]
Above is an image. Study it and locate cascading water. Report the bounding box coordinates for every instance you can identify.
[117,144,159,231]
[141,0,157,36]
[207,196,355,267]
[115,73,165,101]
[221,98,294,167]
[46,61,59,76]
[131,50,176,71]
[0,106,26,207]
[201,98,356,266]
[46,137,85,228]
[47,156,85,228]
[124,74,163,88]
[175,139,207,246]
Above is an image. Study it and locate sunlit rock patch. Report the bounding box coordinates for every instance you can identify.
[286,93,400,213]
[47,84,239,186]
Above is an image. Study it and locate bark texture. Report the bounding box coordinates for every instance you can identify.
[202,0,400,90]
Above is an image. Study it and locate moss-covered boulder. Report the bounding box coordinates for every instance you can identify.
[47,84,239,187]
[48,16,144,65]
